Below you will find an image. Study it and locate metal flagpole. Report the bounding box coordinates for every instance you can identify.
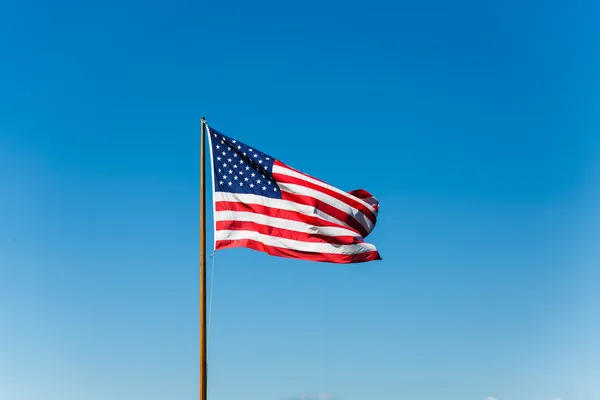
[200,117,208,400]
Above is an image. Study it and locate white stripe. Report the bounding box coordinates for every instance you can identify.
[215,230,377,254]
[277,182,375,234]
[215,210,361,239]
[361,196,379,209]
[213,192,355,233]
[273,164,378,216]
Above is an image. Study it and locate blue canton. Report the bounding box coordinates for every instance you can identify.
[209,127,282,199]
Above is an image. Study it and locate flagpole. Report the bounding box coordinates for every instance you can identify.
[200,117,208,400]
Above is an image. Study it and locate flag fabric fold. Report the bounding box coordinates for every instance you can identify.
[207,125,381,263]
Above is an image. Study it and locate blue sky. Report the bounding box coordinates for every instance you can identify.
[1,0,599,399]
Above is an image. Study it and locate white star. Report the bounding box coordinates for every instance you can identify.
[239,171,243,175]
[239,182,243,186]
[263,166,268,170]
[232,140,236,143]
[273,187,278,191]
[219,181,223,185]
[234,176,238,180]
[239,160,244,165]
[244,177,249,181]
[233,154,238,158]
[213,134,217,137]
[222,163,227,168]
[262,186,266,190]
[265,157,270,160]
[267,181,271,185]
[249,149,253,152]
[217,156,221,161]
[243,152,247,156]
[237,145,242,149]
[253,154,258,158]
[245,166,250,170]
[218,168,221,173]
[222,151,226,156]
[228,181,233,186]
[251,173,256,177]
[258,160,263,164]
[250,183,254,188]
[233,164,238,169]
[228,170,233,174]
[216,145,220,149]
[221,140,225,144]
[227,158,232,162]
[257,179,261,184]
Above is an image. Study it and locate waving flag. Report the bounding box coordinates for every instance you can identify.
[207,126,381,263]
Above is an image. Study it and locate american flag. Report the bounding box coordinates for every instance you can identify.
[207,125,381,263]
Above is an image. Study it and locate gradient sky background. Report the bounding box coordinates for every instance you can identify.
[1,0,600,399]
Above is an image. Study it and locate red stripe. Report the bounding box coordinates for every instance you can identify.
[347,188,374,200]
[273,172,377,226]
[348,189,379,212]
[274,160,328,185]
[280,191,370,238]
[216,220,362,245]
[216,238,381,263]
[215,201,361,235]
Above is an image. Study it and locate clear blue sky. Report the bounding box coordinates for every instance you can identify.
[1,0,599,399]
